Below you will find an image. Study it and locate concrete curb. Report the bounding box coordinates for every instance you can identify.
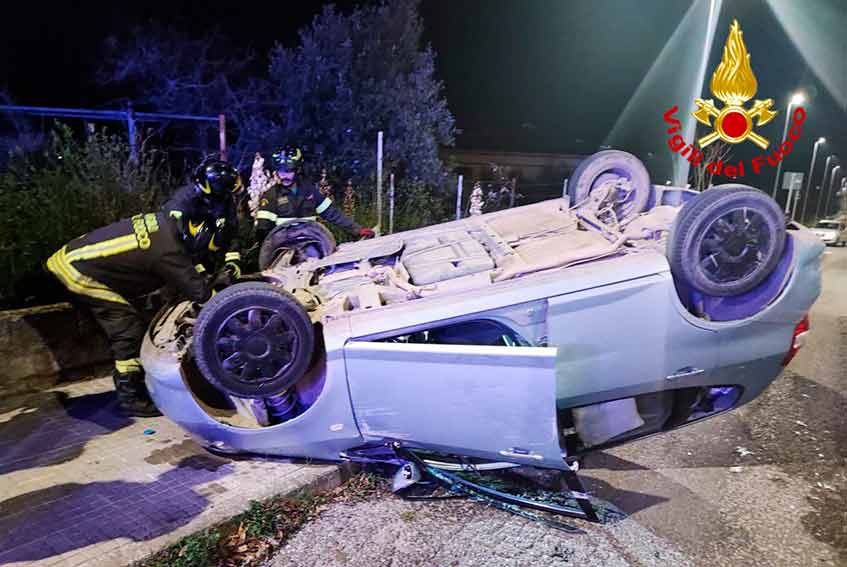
[0,303,111,397]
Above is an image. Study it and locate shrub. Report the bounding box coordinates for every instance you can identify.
[0,125,175,308]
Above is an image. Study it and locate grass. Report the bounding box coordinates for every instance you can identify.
[139,472,386,567]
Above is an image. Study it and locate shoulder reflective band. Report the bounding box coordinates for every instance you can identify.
[195,264,206,273]
[256,210,279,222]
[208,234,221,252]
[275,216,316,225]
[316,197,333,215]
[115,358,142,373]
[216,218,226,228]
[169,210,183,219]
[46,247,129,305]
[224,251,241,262]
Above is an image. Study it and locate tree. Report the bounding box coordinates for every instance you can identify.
[688,141,731,191]
[266,0,455,186]
[96,26,268,168]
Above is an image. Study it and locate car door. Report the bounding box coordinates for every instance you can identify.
[548,272,717,408]
[343,341,564,468]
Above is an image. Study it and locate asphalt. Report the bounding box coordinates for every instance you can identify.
[265,246,847,567]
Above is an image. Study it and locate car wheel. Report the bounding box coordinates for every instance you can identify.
[567,150,652,222]
[667,184,786,297]
[193,282,314,398]
[258,220,337,270]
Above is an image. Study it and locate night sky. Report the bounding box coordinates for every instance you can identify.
[2,0,845,178]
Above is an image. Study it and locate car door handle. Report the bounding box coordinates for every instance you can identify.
[666,367,705,380]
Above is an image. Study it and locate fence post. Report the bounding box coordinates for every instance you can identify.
[218,114,227,162]
[389,173,395,234]
[509,177,517,208]
[126,103,137,164]
[376,131,383,236]
[455,175,464,221]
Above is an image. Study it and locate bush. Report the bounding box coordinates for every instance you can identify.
[0,125,175,308]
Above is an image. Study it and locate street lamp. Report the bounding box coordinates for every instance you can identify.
[771,92,805,200]
[815,156,838,221]
[799,137,825,222]
[824,165,842,218]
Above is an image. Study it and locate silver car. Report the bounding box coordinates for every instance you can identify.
[142,150,823,474]
[811,218,846,246]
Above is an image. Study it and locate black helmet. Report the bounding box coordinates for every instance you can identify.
[271,146,304,174]
[193,159,242,199]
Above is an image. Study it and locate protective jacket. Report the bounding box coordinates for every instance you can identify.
[164,185,241,265]
[255,181,360,237]
[47,212,211,304]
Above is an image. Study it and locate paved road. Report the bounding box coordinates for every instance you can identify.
[267,246,846,567]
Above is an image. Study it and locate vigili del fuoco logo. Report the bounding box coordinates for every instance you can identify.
[662,19,807,179]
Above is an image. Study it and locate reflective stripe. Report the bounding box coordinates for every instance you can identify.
[168,210,183,220]
[216,218,226,228]
[46,247,129,305]
[208,234,221,252]
[195,264,206,273]
[256,210,279,222]
[115,358,142,373]
[315,197,333,215]
[65,235,139,262]
[224,252,241,262]
[275,216,316,225]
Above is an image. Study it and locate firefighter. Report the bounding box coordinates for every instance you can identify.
[255,146,375,244]
[46,213,223,416]
[164,159,244,278]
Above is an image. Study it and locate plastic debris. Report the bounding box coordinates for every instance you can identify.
[143,428,156,436]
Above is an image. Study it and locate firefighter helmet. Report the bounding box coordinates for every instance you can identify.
[193,159,242,199]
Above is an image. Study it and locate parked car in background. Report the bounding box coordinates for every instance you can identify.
[811,218,846,246]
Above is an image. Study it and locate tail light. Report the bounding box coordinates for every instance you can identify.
[782,315,810,366]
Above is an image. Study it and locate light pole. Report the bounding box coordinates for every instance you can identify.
[799,137,825,222]
[816,156,837,221]
[771,92,805,201]
[824,165,842,218]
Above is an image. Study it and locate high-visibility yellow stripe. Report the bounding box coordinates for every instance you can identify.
[195,264,206,273]
[208,234,221,252]
[256,210,279,222]
[169,210,183,220]
[46,247,129,305]
[315,197,332,215]
[224,252,241,262]
[66,235,139,262]
[188,220,204,236]
[115,358,142,373]
[275,216,316,225]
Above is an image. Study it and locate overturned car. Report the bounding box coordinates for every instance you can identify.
[142,150,823,483]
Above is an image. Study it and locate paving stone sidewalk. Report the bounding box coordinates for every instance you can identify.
[0,377,342,567]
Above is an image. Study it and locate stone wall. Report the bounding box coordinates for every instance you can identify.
[0,303,112,397]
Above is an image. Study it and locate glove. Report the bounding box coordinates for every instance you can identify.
[210,270,233,292]
[358,227,375,239]
[224,261,242,279]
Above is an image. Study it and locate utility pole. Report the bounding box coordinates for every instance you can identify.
[455,175,464,221]
[376,131,383,236]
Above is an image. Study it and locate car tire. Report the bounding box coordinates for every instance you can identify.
[194,282,314,398]
[567,150,652,222]
[258,220,337,270]
[667,184,786,297]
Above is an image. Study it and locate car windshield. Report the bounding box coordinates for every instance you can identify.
[814,221,840,229]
